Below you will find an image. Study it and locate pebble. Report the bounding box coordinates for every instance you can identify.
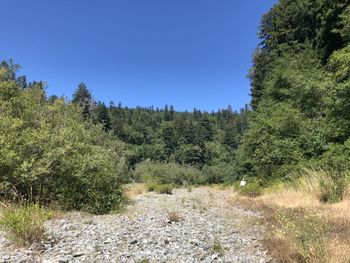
[0,188,273,262]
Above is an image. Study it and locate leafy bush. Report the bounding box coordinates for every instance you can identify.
[0,204,53,247]
[0,63,127,214]
[202,165,236,184]
[238,182,263,197]
[155,184,174,194]
[134,160,204,185]
[146,182,158,192]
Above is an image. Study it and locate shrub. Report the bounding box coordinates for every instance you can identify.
[202,165,232,184]
[319,175,348,203]
[0,69,127,214]
[146,182,158,192]
[0,204,53,247]
[134,160,204,186]
[155,184,174,194]
[167,211,181,222]
[297,169,349,203]
[238,182,263,197]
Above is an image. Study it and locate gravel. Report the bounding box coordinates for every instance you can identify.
[0,187,273,262]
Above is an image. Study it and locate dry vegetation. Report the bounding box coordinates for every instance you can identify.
[124,184,148,199]
[230,170,350,263]
[167,211,181,222]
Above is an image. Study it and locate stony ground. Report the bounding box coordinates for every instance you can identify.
[0,187,272,263]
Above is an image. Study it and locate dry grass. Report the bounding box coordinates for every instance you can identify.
[229,171,350,263]
[124,184,147,198]
[167,211,181,222]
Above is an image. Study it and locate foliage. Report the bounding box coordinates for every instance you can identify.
[238,182,263,197]
[134,160,204,185]
[155,184,174,194]
[240,0,350,188]
[0,204,53,247]
[0,62,127,214]
[107,103,250,169]
[278,211,329,263]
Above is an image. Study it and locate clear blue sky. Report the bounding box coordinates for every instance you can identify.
[1,0,277,112]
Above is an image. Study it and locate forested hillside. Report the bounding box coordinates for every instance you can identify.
[237,0,350,182]
[72,83,250,171]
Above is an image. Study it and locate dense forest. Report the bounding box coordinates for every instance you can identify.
[1,0,350,213]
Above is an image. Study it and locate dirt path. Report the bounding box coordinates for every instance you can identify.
[0,187,271,263]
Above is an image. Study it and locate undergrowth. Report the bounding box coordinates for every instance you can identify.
[0,204,53,247]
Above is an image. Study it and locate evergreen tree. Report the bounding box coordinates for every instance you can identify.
[72,82,92,119]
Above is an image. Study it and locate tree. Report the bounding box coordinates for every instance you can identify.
[72,82,92,119]
[93,102,112,132]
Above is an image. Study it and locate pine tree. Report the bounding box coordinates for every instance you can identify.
[72,82,92,119]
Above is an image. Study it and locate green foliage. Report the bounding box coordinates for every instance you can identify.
[238,182,263,197]
[319,175,347,203]
[0,62,127,214]
[242,0,350,185]
[202,165,236,184]
[146,182,158,192]
[155,184,174,194]
[0,204,52,247]
[237,103,305,179]
[134,160,204,186]
[72,82,92,119]
[108,104,250,169]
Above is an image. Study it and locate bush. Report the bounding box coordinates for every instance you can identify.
[146,182,158,192]
[238,182,263,197]
[155,184,174,194]
[297,169,349,203]
[134,160,204,186]
[0,67,127,214]
[0,204,53,247]
[319,174,348,203]
[202,165,236,184]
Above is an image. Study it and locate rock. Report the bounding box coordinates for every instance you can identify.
[73,252,84,257]
[0,188,270,262]
[129,239,138,245]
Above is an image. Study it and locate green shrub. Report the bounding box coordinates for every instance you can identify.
[155,184,174,194]
[0,204,53,247]
[0,67,127,214]
[319,175,348,203]
[146,182,158,192]
[134,160,204,186]
[238,182,263,197]
[202,165,230,184]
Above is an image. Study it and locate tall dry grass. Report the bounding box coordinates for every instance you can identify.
[230,169,350,263]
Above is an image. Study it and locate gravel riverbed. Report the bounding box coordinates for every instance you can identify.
[0,187,272,263]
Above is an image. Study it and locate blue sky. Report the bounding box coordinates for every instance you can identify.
[1,0,277,112]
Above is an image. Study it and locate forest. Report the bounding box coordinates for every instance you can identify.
[1,0,350,214]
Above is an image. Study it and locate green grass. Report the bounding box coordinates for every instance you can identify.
[0,204,53,247]
[155,184,174,194]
